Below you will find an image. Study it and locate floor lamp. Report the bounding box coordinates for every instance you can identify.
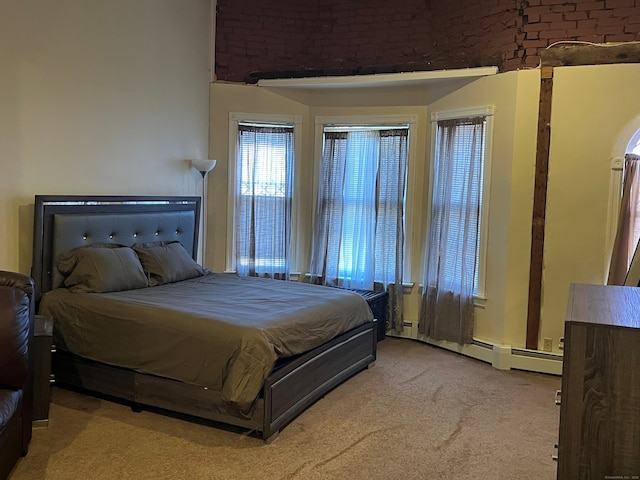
[190,159,217,267]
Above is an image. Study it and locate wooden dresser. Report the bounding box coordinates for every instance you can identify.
[557,283,640,479]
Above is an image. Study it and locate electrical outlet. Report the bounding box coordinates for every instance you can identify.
[543,337,553,352]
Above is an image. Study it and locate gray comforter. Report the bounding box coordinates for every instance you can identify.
[39,273,373,412]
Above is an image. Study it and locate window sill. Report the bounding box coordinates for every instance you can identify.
[223,270,304,281]
[303,273,414,293]
[473,296,487,308]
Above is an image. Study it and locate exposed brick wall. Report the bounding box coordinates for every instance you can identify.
[215,0,640,83]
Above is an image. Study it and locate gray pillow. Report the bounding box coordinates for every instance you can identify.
[57,245,149,293]
[133,241,204,286]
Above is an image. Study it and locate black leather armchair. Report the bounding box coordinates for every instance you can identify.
[0,271,34,480]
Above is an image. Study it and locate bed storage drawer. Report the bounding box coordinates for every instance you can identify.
[263,322,376,437]
[53,351,136,402]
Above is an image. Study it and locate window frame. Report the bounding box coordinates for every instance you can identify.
[226,112,302,274]
[426,106,494,302]
[312,114,418,286]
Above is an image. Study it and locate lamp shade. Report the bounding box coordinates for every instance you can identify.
[191,159,217,175]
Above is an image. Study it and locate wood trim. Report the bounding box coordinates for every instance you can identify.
[540,43,640,68]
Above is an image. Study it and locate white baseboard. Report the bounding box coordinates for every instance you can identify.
[388,322,563,376]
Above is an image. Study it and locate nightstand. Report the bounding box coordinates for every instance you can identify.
[33,314,54,426]
[349,289,389,341]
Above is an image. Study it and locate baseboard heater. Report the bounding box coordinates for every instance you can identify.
[389,323,563,376]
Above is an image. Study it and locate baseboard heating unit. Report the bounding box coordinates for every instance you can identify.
[389,323,563,376]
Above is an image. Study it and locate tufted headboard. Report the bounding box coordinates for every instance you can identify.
[32,195,201,300]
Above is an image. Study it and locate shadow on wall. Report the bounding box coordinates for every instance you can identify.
[18,203,34,276]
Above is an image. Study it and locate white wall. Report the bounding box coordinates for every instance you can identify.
[0,0,211,273]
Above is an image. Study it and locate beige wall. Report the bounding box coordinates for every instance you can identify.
[209,72,538,349]
[210,66,640,353]
[0,0,211,273]
[208,83,310,272]
[542,63,640,348]
[7,1,637,359]
[418,71,539,348]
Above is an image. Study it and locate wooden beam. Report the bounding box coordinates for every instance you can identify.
[541,43,640,68]
[526,66,554,350]
[259,45,640,354]
[526,43,640,350]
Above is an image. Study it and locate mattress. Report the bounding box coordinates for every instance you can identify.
[39,272,373,413]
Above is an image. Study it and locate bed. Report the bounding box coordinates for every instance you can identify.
[31,195,377,442]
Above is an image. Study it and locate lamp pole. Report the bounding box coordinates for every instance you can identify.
[190,159,217,267]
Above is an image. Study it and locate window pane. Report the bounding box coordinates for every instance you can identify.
[431,117,486,293]
[235,123,294,276]
[314,126,408,288]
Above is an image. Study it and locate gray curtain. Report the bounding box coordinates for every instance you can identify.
[309,128,408,332]
[418,117,485,345]
[608,154,640,285]
[235,124,294,280]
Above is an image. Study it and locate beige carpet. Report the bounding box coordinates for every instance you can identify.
[10,338,561,480]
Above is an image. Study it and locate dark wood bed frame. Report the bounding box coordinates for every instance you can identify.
[31,195,377,443]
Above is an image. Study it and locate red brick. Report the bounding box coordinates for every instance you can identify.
[501,57,524,70]
[614,7,640,17]
[553,4,577,12]
[564,11,589,21]
[527,5,555,16]
[605,0,635,7]
[524,39,550,48]
[524,22,548,32]
[577,19,598,28]
[598,15,630,25]
[575,1,607,11]
[606,32,640,40]
[596,24,624,34]
[539,28,571,38]
[568,30,606,41]
[589,9,616,18]
[549,20,578,29]
[214,0,636,82]
[541,12,564,22]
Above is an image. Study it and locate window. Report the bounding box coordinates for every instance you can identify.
[630,129,640,155]
[425,107,493,298]
[309,119,411,290]
[227,113,301,278]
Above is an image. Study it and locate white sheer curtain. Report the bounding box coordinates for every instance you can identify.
[419,117,485,345]
[235,124,294,279]
[310,128,408,331]
[311,130,379,288]
[608,154,640,285]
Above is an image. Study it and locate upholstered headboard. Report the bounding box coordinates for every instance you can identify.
[32,195,201,300]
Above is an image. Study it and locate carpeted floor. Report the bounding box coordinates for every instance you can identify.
[9,338,561,480]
